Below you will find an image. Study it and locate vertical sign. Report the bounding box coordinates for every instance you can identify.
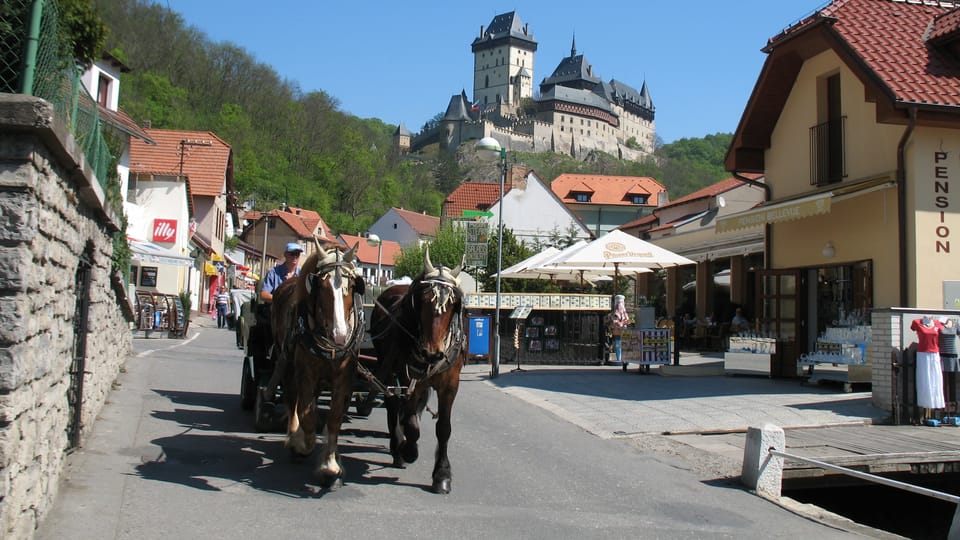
[465,221,489,267]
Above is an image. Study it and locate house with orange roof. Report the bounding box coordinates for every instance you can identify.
[368,207,440,248]
[240,205,336,279]
[338,234,402,285]
[550,174,666,237]
[129,128,235,311]
[442,166,591,251]
[720,0,960,407]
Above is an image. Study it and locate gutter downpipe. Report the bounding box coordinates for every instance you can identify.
[896,107,917,308]
[733,172,772,268]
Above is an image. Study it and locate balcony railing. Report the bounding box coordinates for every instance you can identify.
[809,116,846,186]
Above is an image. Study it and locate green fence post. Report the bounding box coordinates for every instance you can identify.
[20,0,44,95]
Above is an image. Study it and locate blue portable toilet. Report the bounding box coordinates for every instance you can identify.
[467,315,491,360]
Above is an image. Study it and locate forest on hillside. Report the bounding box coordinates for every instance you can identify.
[89,0,734,238]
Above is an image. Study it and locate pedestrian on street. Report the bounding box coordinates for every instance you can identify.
[215,287,230,328]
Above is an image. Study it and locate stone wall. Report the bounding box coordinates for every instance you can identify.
[0,95,133,538]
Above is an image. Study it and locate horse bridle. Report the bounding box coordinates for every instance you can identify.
[296,260,365,360]
[401,277,465,378]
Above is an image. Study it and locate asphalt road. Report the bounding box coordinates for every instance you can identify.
[36,323,867,539]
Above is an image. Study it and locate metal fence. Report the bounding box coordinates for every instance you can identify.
[1,0,113,185]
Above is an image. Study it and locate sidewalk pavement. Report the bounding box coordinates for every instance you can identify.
[472,350,889,473]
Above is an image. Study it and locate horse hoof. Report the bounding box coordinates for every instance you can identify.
[318,472,343,491]
[400,443,419,464]
[431,478,451,494]
[392,455,406,469]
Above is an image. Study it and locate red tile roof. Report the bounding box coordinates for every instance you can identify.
[550,174,665,206]
[774,0,960,108]
[443,182,511,218]
[660,175,760,210]
[130,129,232,197]
[339,234,402,266]
[392,207,440,236]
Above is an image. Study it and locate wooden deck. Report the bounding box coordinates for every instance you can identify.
[667,423,960,483]
[783,424,960,481]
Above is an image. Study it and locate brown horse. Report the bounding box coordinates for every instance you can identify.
[271,241,365,489]
[369,247,465,493]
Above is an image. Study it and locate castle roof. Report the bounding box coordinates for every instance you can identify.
[443,91,474,121]
[471,11,537,52]
[541,37,602,89]
[539,85,613,113]
[394,123,411,137]
[606,79,654,111]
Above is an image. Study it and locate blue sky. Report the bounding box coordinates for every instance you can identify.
[159,1,828,144]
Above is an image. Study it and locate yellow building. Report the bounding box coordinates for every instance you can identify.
[723,0,959,413]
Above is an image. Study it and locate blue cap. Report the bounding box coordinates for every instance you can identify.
[284,242,303,254]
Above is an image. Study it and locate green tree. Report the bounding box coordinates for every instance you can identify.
[394,222,466,279]
[57,0,108,67]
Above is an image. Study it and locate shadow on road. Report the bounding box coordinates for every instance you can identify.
[137,388,439,496]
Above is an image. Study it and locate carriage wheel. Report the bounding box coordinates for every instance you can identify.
[240,358,256,410]
[254,381,281,433]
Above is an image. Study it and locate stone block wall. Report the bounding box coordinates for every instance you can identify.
[0,95,132,538]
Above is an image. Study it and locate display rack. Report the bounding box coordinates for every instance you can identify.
[798,325,871,389]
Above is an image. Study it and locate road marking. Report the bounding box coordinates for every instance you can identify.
[136,330,202,357]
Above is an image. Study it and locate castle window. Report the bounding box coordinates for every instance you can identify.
[560,126,564,132]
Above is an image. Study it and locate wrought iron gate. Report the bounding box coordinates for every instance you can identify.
[67,254,92,448]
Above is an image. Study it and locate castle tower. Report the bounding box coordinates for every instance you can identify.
[471,12,537,114]
[393,123,411,155]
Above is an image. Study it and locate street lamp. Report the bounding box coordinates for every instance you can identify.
[366,233,383,285]
[476,136,506,378]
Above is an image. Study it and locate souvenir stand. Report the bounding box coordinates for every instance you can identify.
[464,292,611,366]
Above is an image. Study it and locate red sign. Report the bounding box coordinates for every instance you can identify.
[153,219,178,243]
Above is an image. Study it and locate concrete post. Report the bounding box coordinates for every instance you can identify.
[741,423,785,499]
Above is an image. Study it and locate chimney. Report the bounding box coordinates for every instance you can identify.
[480,25,485,38]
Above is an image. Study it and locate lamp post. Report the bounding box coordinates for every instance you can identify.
[476,136,506,378]
[366,233,383,285]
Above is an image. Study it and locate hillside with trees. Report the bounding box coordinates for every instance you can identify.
[89,0,733,245]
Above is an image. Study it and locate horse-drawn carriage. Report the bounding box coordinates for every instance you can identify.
[238,242,468,493]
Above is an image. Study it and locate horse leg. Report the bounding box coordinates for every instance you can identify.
[385,395,404,468]
[397,388,428,465]
[431,364,462,494]
[285,355,318,458]
[315,359,353,489]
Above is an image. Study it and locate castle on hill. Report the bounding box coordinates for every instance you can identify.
[395,11,655,161]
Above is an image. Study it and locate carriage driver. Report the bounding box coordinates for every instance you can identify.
[259,242,303,304]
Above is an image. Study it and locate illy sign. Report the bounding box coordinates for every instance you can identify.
[153,219,178,243]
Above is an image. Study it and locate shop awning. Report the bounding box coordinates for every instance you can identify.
[715,177,895,234]
[715,192,832,233]
[204,262,218,276]
[128,238,194,267]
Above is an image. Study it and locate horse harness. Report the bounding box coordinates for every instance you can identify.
[361,277,465,399]
[294,260,365,361]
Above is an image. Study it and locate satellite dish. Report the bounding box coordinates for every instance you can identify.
[717,195,727,208]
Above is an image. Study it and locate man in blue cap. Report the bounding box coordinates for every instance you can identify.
[259,241,303,303]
